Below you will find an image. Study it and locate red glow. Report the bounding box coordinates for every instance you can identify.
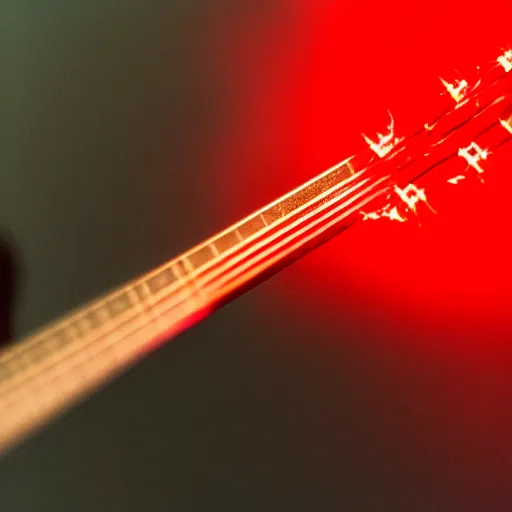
[207,2,512,352]
[198,6,512,505]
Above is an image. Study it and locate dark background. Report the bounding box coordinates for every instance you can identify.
[2,2,512,510]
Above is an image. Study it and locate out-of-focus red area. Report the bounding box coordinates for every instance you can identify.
[208,1,512,351]
[203,3,512,504]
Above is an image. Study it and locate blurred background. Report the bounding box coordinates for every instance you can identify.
[1,1,512,510]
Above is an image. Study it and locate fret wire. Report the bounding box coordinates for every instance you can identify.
[210,243,220,256]
[144,270,166,334]
[174,259,205,302]
[181,256,195,275]
[187,244,217,269]
[259,213,269,226]
[109,281,160,362]
[213,230,240,254]
[171,261,187,295]
[127,286,145,316]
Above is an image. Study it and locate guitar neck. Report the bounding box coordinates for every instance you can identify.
[0,151,388,455]
[2,52,512,456]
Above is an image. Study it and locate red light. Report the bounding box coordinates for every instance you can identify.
[207,1,512,352]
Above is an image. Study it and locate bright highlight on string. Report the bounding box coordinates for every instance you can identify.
[362,111,404,158]
[360,49,512,223]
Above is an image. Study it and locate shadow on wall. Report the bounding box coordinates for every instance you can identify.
[0,232,17,346]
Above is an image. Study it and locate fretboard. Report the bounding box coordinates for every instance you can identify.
[2,52,511,456]
[0,150,390,455]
